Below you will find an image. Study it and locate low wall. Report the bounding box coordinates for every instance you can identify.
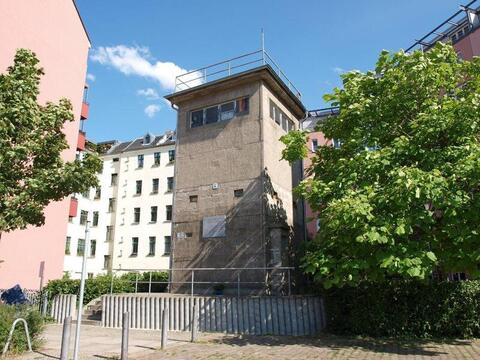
[50,294,76,323]
[102,294,325,336]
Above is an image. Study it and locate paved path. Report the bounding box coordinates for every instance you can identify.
[15,324,480,359]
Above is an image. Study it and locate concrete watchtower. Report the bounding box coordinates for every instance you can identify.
[165,51,305,295]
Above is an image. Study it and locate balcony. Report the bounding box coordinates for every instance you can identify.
[81,101,89,120]
[69,197,78,217]
[77,130,86,151]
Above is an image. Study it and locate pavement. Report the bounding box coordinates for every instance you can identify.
[14,323,480,359]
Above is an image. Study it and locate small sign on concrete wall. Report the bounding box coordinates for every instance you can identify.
[202,215,226,238]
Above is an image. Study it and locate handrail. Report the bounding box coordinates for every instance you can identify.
[1,318,32,357]
[174,48,302,99]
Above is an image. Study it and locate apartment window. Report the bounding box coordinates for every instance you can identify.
[151,206,158,222]
[131,237,139,256]
[164,236,171,255]
[137,154,144,168]
[108,198,116,212]
[103,255,111,270]
[189,195,198,203]
[154,152,161,165]
[94,187,101,200]
[82,189,90,199]
[133,207,141,223]
[152,178,159,193]
[312,139,319,152]
[136,180,142,195]
[68,216,74,223]
[92,211,99,227]
[65,236,71,255]
[106,226,113,241]
[148,236,156,256]
[168,150,175,162]
[113,157,119,162]
[167,177,174,192]
[332,139,342,149]
[77,239,85,256]
[234,189,244,198]
[80,210,88,225]
[90,240,96,257]
[166,205,172,221]
[111,173,118,186]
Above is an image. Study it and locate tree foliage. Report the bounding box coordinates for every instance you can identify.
[281,43,480,288]
[0,49,101,232]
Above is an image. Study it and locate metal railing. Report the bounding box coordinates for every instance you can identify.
[109,267,295,297]
[406,0,480,52]
[174,49,302,99]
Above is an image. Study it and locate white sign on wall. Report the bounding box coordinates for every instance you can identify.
[202,215,226,238]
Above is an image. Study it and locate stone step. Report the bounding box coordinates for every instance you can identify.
[72,319,102,326]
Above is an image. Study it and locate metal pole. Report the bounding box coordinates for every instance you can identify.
[237,273,240,299]
[191,302,198,342]
[287,269,291,296]
[110,273,114,294]
[161,306,168,349]
[261,28,265,65]
[148,272,152,294]
[191,270,194,298]
[121,312,129,360]
[135,273,138,293]
[72,220,90,360]
[60,316,72,360]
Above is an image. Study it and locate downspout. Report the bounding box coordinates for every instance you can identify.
[168,102,179,292]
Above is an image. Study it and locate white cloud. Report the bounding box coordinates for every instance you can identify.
[90,45,202,90]
[86,73,95,82]
[333,66,346,74]
[137,88,160,100]
[144,104,161,118]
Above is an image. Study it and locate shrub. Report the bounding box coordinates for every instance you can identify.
[323,280,480,338]
[0,304,44,354]
[44,272,168,305]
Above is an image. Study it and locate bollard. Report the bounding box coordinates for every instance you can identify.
[161,306,168,349]
[191,302,198,343]
[121,312,129,360]
[60,316,72,360]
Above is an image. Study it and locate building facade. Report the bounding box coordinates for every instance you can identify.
[63,132,175,279]
[0,0,91,289]
[165,59,306,295]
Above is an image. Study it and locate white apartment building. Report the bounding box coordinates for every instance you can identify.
[63,131,175,278]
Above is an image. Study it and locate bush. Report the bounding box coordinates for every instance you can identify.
[44,272,168,305]
[323,280,480,338]
[0,305,44,354]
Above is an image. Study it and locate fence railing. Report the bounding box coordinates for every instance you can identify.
[174,49,302,99]
[110,267,295,297]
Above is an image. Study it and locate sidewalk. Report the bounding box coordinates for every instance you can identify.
[15,323,480,359]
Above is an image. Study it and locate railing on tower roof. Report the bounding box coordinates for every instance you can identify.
[174,49,302,99]
[406,0,480,52]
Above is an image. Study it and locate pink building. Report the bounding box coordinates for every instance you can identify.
[0,0,91,289]
[301,108,339,240]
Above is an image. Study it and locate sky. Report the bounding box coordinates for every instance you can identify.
[76,0,462,143]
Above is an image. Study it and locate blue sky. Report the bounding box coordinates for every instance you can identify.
[77,0,461,143]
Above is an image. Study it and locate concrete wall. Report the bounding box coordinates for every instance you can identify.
[102,293,326,336]
[0,0,90,289]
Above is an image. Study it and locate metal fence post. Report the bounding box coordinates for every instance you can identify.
[110,274,114,294]
[121,312,129,360]
[135,273,138,293]
[148,272,152,294]
[161,306,168,349]
[191,302,198,342]
[41,291,48,317]
[237,273,240,298]
[191,270,194,298]
[60,316,72,360]
[287,269,291,296]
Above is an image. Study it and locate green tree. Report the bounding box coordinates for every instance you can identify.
[0,49,101,233]
[281,43,480,288]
